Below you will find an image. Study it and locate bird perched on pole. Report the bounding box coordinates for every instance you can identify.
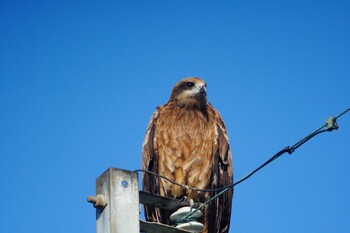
[142,77,233,233]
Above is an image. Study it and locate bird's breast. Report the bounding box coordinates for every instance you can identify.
[154,108,217,198]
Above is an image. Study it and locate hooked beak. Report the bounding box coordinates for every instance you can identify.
[198,86,206,96]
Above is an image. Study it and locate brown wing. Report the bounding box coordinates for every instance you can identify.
[208,109,233,233]
[142,107,170,223]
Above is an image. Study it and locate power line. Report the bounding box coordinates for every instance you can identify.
[175,107,349,224]
[135,107,350,224]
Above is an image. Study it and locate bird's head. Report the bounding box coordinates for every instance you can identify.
[169,77,207,108]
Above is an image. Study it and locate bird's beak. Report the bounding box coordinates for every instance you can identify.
[199,86,206,96]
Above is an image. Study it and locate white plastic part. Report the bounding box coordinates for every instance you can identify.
[170,206,203,222]
[170,207,204,232]
[175,221,204,232]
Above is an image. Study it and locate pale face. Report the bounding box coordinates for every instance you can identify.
[173,78,208,107]
[181,80,207,98]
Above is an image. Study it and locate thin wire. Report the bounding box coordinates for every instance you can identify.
[135,107,350,224]
[174,108,349,224]
[335,107,350,119]
[175,129,333,223]
[134,126,333,193]
[135,147,292,193]
[133,169,227,192]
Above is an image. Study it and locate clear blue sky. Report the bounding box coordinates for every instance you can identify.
[1,1,349,232]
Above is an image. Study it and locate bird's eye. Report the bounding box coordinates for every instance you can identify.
[186,82,194,87]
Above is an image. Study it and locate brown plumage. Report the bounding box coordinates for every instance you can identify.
[142,77,233,233]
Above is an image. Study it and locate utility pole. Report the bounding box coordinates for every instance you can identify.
[88,167,194,233]
[88,168,140,233]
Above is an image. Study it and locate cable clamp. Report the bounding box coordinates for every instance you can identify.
[326,116,339,131]
[283,146,294,155]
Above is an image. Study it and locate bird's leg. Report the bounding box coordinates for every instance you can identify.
[179,196,194,211]
[189,198,194,212]
[179,196,188,202]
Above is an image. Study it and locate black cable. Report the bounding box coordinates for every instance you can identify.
[174,108,349,223]
[335,107,350,120]
[135,107,350,223]
[135,128,329,193]
[134,169,227,192]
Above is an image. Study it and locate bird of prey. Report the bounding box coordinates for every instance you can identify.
[142,77,233,233]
